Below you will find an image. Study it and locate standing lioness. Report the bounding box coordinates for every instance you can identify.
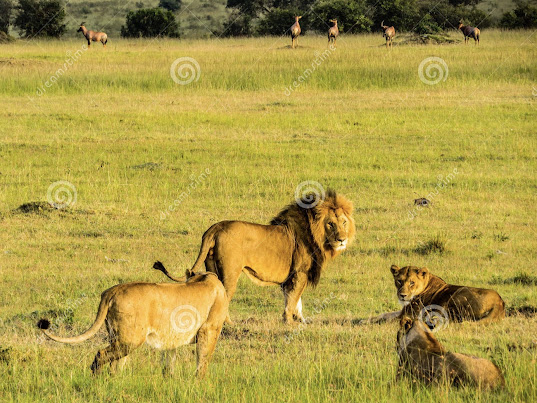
[397,316,505,389]
[361,265,505,325]
[37,271,228,378]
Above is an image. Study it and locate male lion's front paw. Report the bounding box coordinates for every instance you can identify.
[293,315,311,324]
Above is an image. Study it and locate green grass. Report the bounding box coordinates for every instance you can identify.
[1,31,536,402]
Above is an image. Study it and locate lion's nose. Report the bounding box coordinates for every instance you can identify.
[399,293,408,299]
[337,238,345,243]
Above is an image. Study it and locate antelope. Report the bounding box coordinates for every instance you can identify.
[328,19,339,46]
[458,21,480,45]
[291,16,302,49]
[381,20,395,48]
[77,23,108,48]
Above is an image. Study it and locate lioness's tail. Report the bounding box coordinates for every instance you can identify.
[37,289,113,344]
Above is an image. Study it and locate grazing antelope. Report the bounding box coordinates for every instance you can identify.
[77,23,108,48]
[458,21,480,45]
[291,16,302,49]
[328,19,339,46]
[381,20,395,48]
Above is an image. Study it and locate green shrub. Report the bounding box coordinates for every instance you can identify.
[14,0,66,38]
[121,8,180,38]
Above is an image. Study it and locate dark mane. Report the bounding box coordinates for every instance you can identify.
[269,189,342,287]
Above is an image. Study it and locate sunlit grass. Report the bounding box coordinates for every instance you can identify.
[0,31,536,401]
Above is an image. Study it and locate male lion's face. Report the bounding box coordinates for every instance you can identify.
[390,265,430,303]
[324,208,354,252]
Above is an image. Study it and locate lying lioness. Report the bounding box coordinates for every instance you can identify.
[397,316,505,389]
[37,270,228,378]
[361,265,505,325]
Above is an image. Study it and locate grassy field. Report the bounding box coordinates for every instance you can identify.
[1,30,537,402]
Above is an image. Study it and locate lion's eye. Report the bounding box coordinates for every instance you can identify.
[328,222,335,229]
[409,281,415,287]
[342,220,347,227]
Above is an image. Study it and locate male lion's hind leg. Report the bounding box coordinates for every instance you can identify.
[110,356,128,374]
[219,261,243,325]
[196,323,223,379]
[91,342,131,375]
[282,272,308,323]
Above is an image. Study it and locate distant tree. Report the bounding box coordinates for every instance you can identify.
[159,0,181,12]
[14,0,66,38]
[0,0,12,34]
[501,0,537,28]
[312,0,372,33]
[257,8,311,36]
[414,13,442,34]
[458,6,490,27]
[221,11,254,36]
[368,0,420,32]
[226,0,268,17]
[447,0,479,5]
[121,8,180,38]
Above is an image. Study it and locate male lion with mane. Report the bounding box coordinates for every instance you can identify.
[157,189,355,323]
[37,271,228,378]
[361,265,505,326]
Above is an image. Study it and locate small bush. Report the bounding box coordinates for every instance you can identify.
[159,0,181,12]
[414,14,442,34]
[414,234,446,255]
[121,8,180,38]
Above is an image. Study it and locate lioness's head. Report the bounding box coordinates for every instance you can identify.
[314,190,355,253]
[390,265,430,303]
[397,315,441,353]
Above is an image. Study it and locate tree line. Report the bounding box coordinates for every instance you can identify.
[0,0,536,39]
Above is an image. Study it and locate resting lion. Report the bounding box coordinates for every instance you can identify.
[361,265,505,326]
[37,271,228,378]
[157,189,355,323]
[397,316,505,389]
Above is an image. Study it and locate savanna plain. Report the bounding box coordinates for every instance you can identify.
[0,30,536,402]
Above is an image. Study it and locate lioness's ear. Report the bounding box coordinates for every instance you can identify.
[418,267,429,278]
[390,265,400,275]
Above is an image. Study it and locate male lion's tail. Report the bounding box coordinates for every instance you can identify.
[37,289,113,344]
[190,223,220,274]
